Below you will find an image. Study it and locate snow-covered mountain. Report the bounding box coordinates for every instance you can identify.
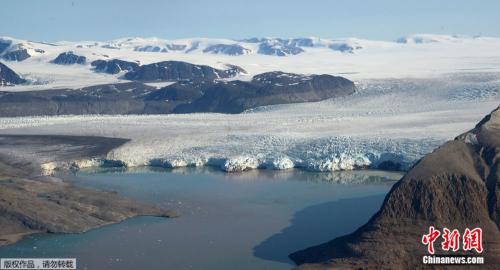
[0,34,498,174]
[0,34,500,91]
[1,34,496,59]
[0,36,364,60]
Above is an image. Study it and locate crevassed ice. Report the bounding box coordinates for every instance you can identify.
[100,136,445,173]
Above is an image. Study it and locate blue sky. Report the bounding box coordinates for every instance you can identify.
[1,0,499,41]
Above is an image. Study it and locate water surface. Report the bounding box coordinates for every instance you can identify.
[0,168,401,270]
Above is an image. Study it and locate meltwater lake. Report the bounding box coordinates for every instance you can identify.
[0,167,402,270]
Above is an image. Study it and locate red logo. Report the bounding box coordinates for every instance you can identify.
[463,228,483,253]
[441,228,460,252]
[422,226,441,254]
[422,227,483,254]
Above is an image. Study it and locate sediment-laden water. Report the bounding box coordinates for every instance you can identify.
[0,168,402,270]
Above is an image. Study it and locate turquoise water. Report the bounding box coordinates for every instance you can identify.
[0,168,401,270]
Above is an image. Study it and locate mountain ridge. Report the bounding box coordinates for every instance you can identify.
[1,33,499,91]
[0,71,355,116]
[1,34,495,61]
[289,106,500,269]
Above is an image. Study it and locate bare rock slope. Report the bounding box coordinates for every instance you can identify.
[0,71,355,116]
[290,106,500,269]
[0,135,176,247]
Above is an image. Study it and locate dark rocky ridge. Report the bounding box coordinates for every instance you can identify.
[91,59,140,74]
[134,45,166,53]
[203,44,250,55]
[174,71,355,113]
[0,82,156,116]
[2,49,31,61]
[167,44,187,51]
[0,61,26,86]
[52,51,86,65]
[0,72,355,116]
[243,38,313,56]
[288,38,315,47]
[329,43,362,54]
[0,40,46,62]
[123,60,244,82]
[289,107,500,269]
[258,42,304,56]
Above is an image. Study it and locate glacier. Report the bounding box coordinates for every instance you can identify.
[0,34,498,174]
[0,74,497,173]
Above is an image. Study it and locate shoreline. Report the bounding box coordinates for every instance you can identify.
[47,158,408,176]
[0,231,41,247]
[0,134,177,248]
[0,133,404,248]
[289,107,500,269]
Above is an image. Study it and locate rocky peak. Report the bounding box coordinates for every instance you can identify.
[52,51,86,65]
[2,48,31,61]
[91,59,140,74]
[123,61,244,82]
[0,61,26,86]
[290,107,500,269]
[257,40,304,56]
[203,44,251,55]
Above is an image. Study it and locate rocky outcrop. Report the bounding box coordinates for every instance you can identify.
[288,38,315,47]
[144,80,205,102]
[2,49,31,61]
[244,38,309,56]
[289,107,500,269]
[203,44,250,55]
[258,41,304,56]
[0,40,46,62]
[134,45,166,53]
[0,134,177,247]
[52,51,86,65]
[0,174,175,247]
[91,59,140,74]
[0,82,155,116]
[174,71,355,113]
[0,61,26,86]
[329,43,362,53]
[124,60,243,82]
[0,71,355,116]
[166,44,187,51]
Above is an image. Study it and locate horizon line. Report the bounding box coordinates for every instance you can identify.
[1,32,499,44]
